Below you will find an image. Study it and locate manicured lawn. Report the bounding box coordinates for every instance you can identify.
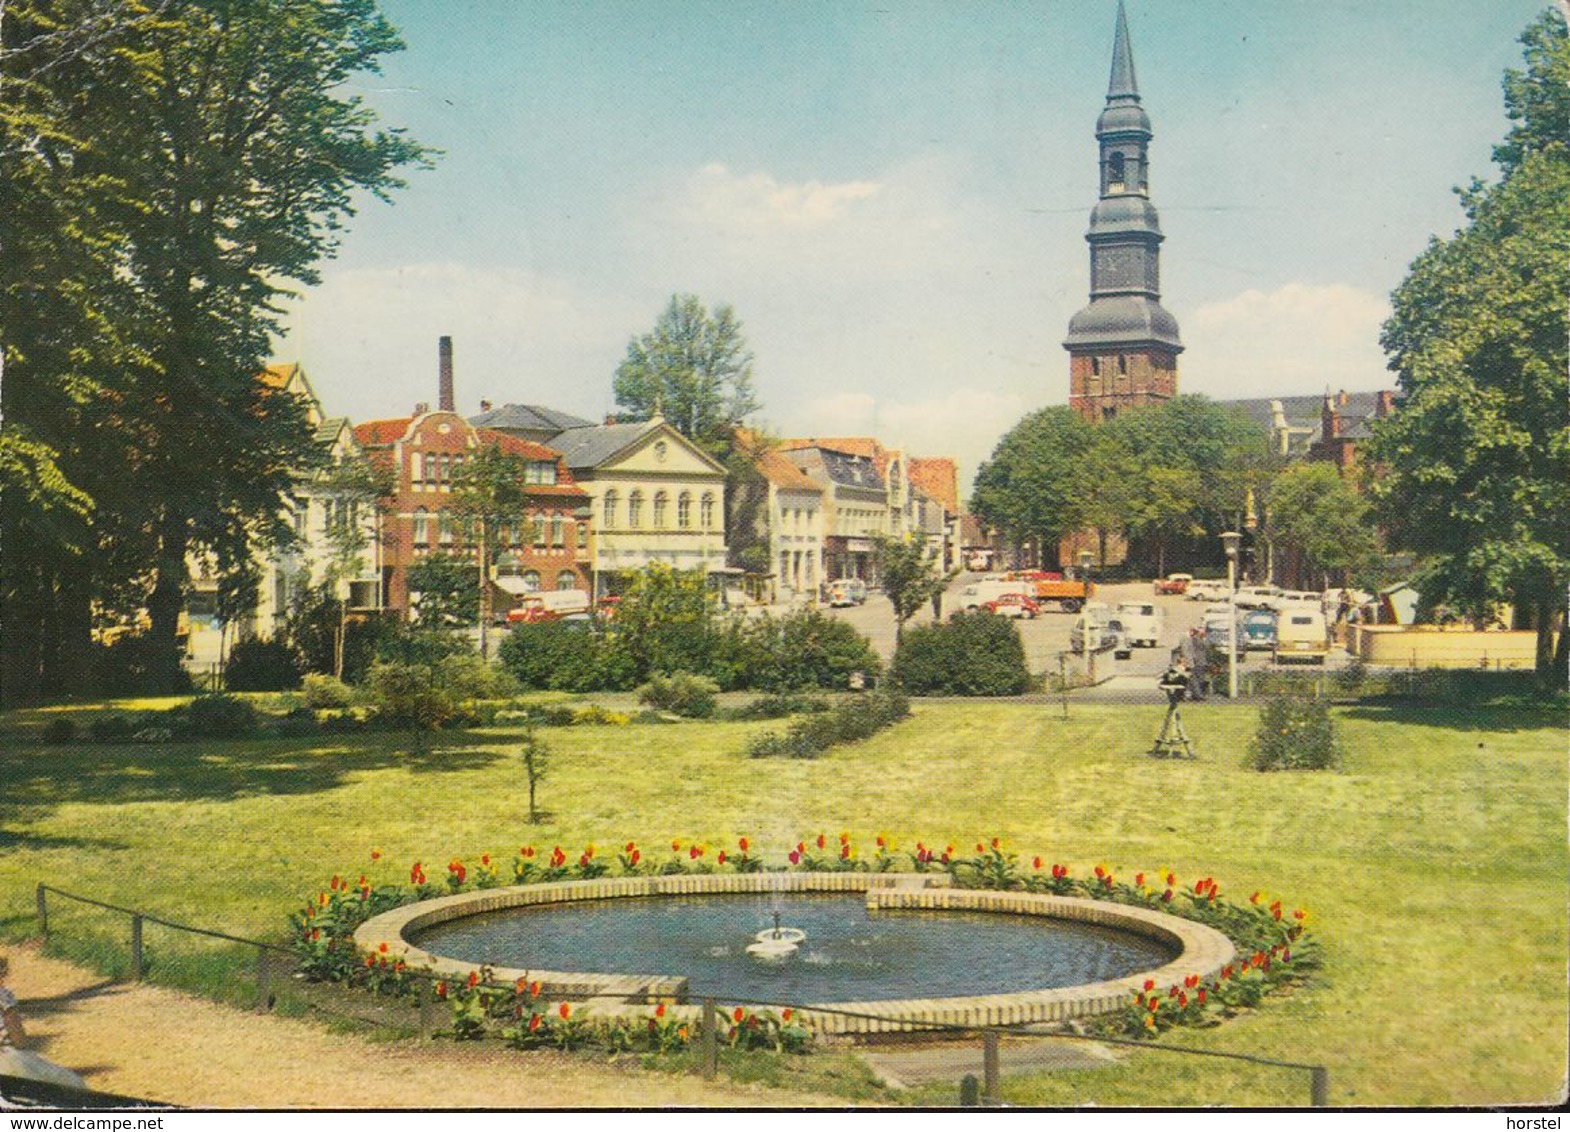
[0,696,1564,1106]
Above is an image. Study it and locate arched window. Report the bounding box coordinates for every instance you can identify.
[653,491,668,527]
[521,570,541,593]
[700,492,715,529]
[677,491,692,528]
[438,511,454,546]
[1117,355,1127,375]
[1108,151,1125,188]
[550,515,564,546]
[412,507,430,546]
[556,570,577,591]
[532,513,546,547]
[602,490,618,529]
[422,454,436,484]
[628,491,643,529]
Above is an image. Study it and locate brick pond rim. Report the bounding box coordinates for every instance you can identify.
[352,873,1236,1035]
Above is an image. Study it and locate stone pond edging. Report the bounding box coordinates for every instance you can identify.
[352,872,1235,1034]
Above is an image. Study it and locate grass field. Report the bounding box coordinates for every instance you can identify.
[1,694,1564,1107]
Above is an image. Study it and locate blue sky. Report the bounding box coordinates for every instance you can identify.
[278,1,1550,485]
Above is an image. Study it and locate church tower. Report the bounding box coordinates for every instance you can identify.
[1064,1,1182,422]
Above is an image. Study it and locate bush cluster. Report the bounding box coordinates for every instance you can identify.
[497,621,637,693]
[1250,694,1340,771]
[224,638,303,692]
[746,687,910,759]
[300,673,353,709]
[891,611,1031,696]
[636,672,720,718]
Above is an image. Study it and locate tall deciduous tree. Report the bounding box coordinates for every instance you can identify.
[970,407,1097,562]
[1370,11,1570,686]
[1261,463,1378,590]
[875,534,947,646]
[449,442,529,658]
[613,294,760,457]
[1,0,431,702]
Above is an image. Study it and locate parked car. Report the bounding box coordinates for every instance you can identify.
[1234,585,1282,609]
[1153,573,1193,595]
[983,592,1040,619]
[1240,608,1278,651]
[1114,601,1163,648]
[1275,608,1330,664]
[1106,617,1133,660]
[505,588,592,624]
[1069,604,1119,654]
[828,578,868,607]
[1203,614,1243,656]
[1186,580,1227,602]
[961,579,1034,611]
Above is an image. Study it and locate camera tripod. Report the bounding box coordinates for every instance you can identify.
[1151,685,1195,759]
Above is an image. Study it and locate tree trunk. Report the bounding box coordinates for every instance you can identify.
[53,561,95,699]
[147,509,190,693]
[1536,599,1565,690]
[0,562,45,707]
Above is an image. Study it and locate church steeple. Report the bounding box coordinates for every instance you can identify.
[1064,1,1182,422]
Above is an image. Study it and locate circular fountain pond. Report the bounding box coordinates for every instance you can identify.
[355,875,1236,1030]
[409,892,1179,1004]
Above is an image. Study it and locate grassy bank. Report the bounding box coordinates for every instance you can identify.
[0,696,1563,1106]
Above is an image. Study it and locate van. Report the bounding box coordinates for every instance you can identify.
[1069,603,1115,654]
[1114,601,1162,648]
[1274,608,1329,664]
[505,588,591,624]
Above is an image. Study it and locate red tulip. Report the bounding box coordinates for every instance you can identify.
[738,837,749,852]
[630,849,641,866]
[1143,978,1156,991]
[655,1002,666,1018]
[558,1002,571,1020]
[1197,989,1206,1005]
[717,851,727,865]
[817,834,826,850]
[781,1008,792,1022]
[788,850,800,865]
[370,849,381,861]
[466,970,479,989]
[1134,872,1144,887]
[626,841,637,853]
[840,844,851,860]
[529,981,540,997]
[1032,856,1042,870]
[976,842,985,853]
[528,1013,541,1032]
[733,1007,745,1023]
[991,837,1000,850]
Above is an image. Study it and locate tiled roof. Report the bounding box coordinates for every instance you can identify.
[469,403,596,433]
[259,362,298,389]
[755,448,822,493]
[818,448,885,491]
[353,418,413,448]
[908,457,959,515]
[780,436,889,475]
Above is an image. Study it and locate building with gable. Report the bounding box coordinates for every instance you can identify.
[354,339,591,619]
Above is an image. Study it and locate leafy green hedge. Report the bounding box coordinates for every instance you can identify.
[891,611,1031,696]
[746,687,909,758]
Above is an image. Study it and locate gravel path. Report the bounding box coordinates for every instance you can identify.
[2,944,834,1109]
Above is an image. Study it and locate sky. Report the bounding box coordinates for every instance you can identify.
[276,1,1551,489]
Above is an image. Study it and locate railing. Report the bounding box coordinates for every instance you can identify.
[32,883,1329,1107]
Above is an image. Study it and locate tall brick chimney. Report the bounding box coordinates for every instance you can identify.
[438,335,454,413]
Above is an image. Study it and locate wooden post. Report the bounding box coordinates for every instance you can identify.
[35,884,46,937]
[129,914,144,981]
[701,998,719,1080]
[418,978,434,1039]
[254,945,270,1013]
[1310,1066,1329,1107]
[982,1030,1000,1105]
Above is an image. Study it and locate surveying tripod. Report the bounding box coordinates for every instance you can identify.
[1151,681,1195,759]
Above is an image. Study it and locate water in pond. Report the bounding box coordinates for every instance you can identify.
[410,894,1178,1003]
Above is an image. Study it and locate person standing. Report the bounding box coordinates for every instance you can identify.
[1182,628,1209,700]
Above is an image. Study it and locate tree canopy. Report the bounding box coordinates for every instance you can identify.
[1369,11,1570,684]
[0,0,431,703]
[613,294,760,456]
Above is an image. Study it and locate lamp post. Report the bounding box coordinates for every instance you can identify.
[1079,548,1095,683]
[1221,531,1241,700]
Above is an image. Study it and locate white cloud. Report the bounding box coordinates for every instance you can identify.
[684,163,884,232]
[1183,282,1394,398]
[275,263,645,421]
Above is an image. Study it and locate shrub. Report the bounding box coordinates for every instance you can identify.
[497,621,636,693]
[41,717,78,744]
[365,661,461,731]
[747,687,910,758]
[92,634,191,697]
[185,693,260,738]
[224,638,303,692]
[436,653,518,701]
[637,671,720,718]
[1250,695,1341,771]
[301,673,354,709]
[724,693,832,721]
[891,612,1030,696]
[89,715,135,743]
[374,625,472,667]
[767,609,881,691]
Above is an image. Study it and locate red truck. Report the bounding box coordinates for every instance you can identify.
[1003,571,1095,613]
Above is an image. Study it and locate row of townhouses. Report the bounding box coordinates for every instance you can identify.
[202,339,965,640]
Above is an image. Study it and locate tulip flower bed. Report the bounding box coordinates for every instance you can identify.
[290,835,1315,1052]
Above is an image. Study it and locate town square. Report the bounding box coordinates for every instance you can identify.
[0,0,1565,1114]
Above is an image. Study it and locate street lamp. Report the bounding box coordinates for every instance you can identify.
[1079,549,1095,683]
[1221,531,1241,700]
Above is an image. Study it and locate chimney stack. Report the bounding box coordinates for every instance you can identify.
[479,399,492,413]
[1376,390,1395,418]
[438,336,455,413]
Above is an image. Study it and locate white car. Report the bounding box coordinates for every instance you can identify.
[1186,580,1227,602]
[1235,585,1282,609]
[1114,601,1163,648]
